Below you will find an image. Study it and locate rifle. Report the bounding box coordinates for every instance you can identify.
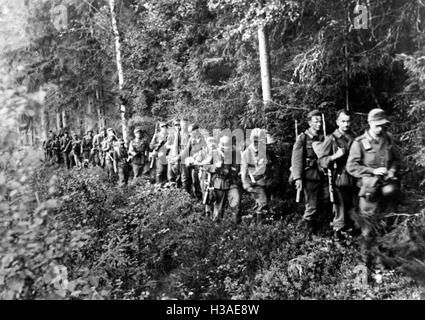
[322,113,335,203]
[203,171,213,205]
[295,120,302,203]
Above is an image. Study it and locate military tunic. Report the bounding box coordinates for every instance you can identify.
[291,129,329,224]
[319,129,356,232]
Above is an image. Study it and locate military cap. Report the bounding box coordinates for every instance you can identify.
[159,122,168,127]
[134,127,143,134]
[367,108,389,125]
[181,118,189,122]
[174,119,181,125]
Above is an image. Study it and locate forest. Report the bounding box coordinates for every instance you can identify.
[1,0,425,300]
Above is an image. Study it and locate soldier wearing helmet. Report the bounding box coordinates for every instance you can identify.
[150,121,169,185]
[291,110,328,237]
[241,128,271,224]
[189,136,218,217]
[200,135,241,223]
[347,108,401,267]
[128,127,150,183]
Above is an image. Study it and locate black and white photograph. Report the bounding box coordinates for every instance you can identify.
[1,0,425,306]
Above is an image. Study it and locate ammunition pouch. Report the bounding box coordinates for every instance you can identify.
[358,176,380,202]
[334,170,355,188]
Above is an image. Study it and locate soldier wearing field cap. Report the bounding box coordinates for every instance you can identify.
[128,127,150,182]
[347,108,401,267]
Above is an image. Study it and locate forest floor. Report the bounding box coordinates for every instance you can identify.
[2,149,424,299]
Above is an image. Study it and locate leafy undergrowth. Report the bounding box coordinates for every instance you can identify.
[1,157,425,299]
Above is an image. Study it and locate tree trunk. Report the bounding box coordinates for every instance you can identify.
[56,109,62,131]
[40,106,48,141]
[96,86,105,130]
[62,109,67,129]
[258,24,272,127]
[109,0,127,144]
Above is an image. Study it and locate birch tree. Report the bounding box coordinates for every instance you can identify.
[108,0,127,143]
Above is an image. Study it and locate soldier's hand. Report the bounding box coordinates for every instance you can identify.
[373,167,388,176]
[295,179,303,190]
[332,147,345,160]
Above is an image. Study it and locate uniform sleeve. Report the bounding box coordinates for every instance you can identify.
[318,135,334,169]
[290,134,304,181]
[346,140,375,178]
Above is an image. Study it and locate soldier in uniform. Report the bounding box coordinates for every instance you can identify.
[92,128,107,167]
[291,110,329,236]
[102,128,118,181]
[71,133,82,169]
[166,119,183,186]
[51,134,62,166]
[182,123,205,199]
[81,130,94,168]
[207,135,241,224]
[347,108,400,266]
[241,128,271,224]
[60,130,73,169]
[128,127,150,183]
[319,109,357,240]
[264,133,280,201]
[150,122,169,185]
[43,130,54,163]
[113,138,131,187]
[188,136,218,217]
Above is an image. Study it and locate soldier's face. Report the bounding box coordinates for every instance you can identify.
[160,126,167,133]
[135,132,141,139]
[369,122,385,136]
[309,116,322,132]
[180,121,188,130]
[337,114,351,132]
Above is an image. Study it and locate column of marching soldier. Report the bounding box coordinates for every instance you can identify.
[41,108,402,267]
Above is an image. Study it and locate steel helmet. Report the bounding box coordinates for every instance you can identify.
[219,135,232,150]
